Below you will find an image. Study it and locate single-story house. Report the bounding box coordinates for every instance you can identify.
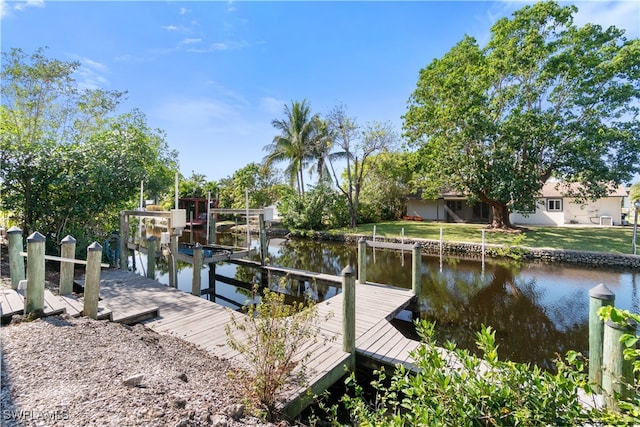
[406,182,628,226]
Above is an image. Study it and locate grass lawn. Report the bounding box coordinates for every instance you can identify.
[330,220,637,255]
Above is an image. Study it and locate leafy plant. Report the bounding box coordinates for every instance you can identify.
[493,232,529,260]
[225,284,330,420]
[337,320,623,426]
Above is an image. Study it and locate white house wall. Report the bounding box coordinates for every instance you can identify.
[510,197,623,226]
[406,200,444,221]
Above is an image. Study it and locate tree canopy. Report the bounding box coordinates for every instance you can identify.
[404,1,640,229]
[1,47,178,247]
[263,100,329,196]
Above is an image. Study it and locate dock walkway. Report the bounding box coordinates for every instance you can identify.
[91,270,421,417]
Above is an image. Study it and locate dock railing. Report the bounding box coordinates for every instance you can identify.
[7,226,107,319]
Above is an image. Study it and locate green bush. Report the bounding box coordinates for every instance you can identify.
[333,321,625,426]
[278,183,349,231]
[225,285,330,420]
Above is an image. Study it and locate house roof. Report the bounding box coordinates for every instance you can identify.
[540,181,628,198]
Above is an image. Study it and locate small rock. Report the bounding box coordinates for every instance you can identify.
[223,403,244,420]
[149,407,165,418]
[211,414,229,427]
[176,372,188,382]
[173,398,187,409]
[123,374,144,387]
[172,419,190,427]
[10,314,25,324]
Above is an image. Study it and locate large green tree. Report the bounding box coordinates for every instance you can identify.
[404,1,640,229]
[217,162,284,209]
[1,47,177,245]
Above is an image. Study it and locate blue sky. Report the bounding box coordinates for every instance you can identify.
[2,0,639,182]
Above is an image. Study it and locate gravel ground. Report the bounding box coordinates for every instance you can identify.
[0,247,275,427]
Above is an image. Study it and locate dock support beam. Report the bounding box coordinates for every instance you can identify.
[146,236,157,279]
[7,226,25,289]
[412,243,422,305]
[119,212,128,270]
[192,243,203,296]
[342,266,356,355]
[208,213,216,245]
[357,238,367,284]
[83,242,103,320]
[588,283,615,389]
[59,235,77,295]
[259,213,268,266]
[25,232,46,315]
[169,235,178,288]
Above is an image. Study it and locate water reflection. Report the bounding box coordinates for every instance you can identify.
[134,230,638,369]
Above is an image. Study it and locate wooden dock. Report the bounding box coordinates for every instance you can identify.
[78,269,421,418]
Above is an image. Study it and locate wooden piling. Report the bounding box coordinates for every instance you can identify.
[588,283,615,389]
[412,243,422,304]
[602,318,635,410]
[7,226,25,289]
[357,238,367,284]
[147,236,157,279]
[208,213,216,245]
[59,235,77,295]
[342,266,356,354]
[169,235,178,288]
[119,212,128,269]
[25,232,46,314]
[259,213,267,266]
[83,242,103,320]
[192,243,203,296]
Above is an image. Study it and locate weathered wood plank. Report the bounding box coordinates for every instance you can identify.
[0,289,24,315]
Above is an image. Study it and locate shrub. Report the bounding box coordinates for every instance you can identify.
[337,321,624,426]
[225,285,330,420]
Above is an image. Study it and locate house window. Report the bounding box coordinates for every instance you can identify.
[547,199,563,212]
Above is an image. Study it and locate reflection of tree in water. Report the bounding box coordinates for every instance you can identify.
[423,262,588,370]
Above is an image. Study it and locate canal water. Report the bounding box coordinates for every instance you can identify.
[132,231,639,370]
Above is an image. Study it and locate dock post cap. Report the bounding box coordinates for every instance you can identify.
[589,283,615,300]
[26,231,46,242]
[358,237,366,243]
[61,235,77,244]
[413,242,422,249]
[194,242,202,248]
[87,242,103,251]
[7,226,22,234]
[605,318,637,332]
[342,265,355,276]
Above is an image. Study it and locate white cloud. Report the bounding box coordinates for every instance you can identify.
[74,57,110,90]
[260,97,286,115]
[162,24,179,31]
[14,0,44,12]
[179,38,202,46]
[185,40,249,53]
[179,7,189,15]
[572,1,640,38]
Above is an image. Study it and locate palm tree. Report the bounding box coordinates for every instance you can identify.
[264,100,319,196]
